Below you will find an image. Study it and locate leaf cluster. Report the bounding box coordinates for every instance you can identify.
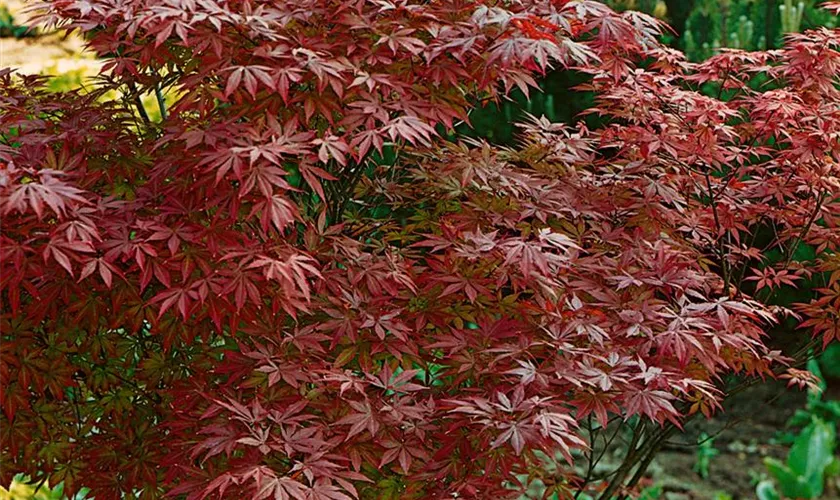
[1,1,840,499]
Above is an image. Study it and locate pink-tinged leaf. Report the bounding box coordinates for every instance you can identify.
[249,195,300,233]
[3,171,88,219]
[78,258,115,288]
[151,287,193,319]
[254,476,309,500]
[624,389,679,424]
[48,247,73,275]
[381,116,437,146]
[336,401,379,440]
[299,161,338,202]
[225,67,243,98]
[314,134,350,166]
[491,421,527,455]
[198,473,237,500]
[822,2,840,14]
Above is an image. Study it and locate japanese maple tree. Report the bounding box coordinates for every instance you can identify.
[1,0,840,499]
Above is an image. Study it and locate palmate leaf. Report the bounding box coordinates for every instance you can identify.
[2,170,88,219]
[3,0,840,499]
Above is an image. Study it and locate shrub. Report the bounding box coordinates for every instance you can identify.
[0,5,31,39]
[1,1,839,499]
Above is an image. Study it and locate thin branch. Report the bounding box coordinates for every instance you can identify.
[127,82,151,126]
[617,425,677,500]
[662,417,743,449]
[783,189,826,269]
[328,151,373,223]
[733,215,768,297]
[602,334,824,498]
[31,475,49,496]
[155,82,168,121]
[704,170,731,292]
[596,419,647,500]
[574,416,597,499]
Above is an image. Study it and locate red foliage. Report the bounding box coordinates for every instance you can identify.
[1,1,839,499]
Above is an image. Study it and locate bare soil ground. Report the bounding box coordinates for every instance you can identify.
[647,381,840,499]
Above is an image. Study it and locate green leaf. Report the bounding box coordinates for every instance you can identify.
[818,343,840,379]
[788,419,835,482]
[764,458,813,499]
[48,482,65,500]
[637,483,663,500]
[790,242,816,263]
[805,358,826,401]
[826,457,840,478]
[371,478,404,500]
[755,480,780,500]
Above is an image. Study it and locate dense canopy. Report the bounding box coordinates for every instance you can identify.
[1,1,840,499]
